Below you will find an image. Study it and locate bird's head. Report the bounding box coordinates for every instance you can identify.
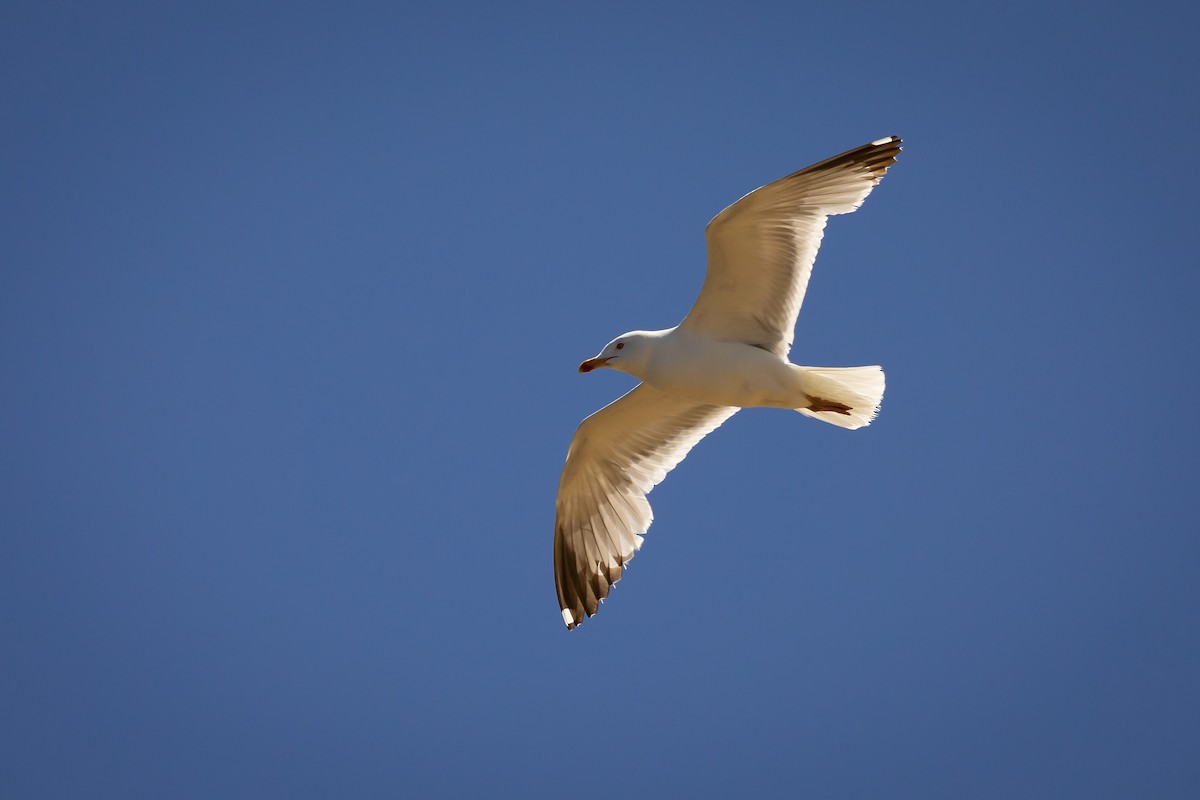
[578,330,658,377]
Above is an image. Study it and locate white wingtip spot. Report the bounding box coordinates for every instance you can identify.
[561,608,574,627]
[871,136,896,146]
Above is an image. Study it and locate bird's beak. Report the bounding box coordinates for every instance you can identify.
[578,356,613,373]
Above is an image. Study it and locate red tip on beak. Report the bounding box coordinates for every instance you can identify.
[578,356,612,373]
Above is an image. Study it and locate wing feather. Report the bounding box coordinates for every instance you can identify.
[680,136,902,356]
[554,384,737,629]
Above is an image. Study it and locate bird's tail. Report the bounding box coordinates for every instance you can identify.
[792,365,885,430]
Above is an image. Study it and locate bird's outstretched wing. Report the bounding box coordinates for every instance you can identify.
[680,136,902,357]
[555,384,737,629]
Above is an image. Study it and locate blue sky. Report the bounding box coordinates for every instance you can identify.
[3,1,1198,797]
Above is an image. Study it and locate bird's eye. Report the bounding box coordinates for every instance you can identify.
[615,342,625,350]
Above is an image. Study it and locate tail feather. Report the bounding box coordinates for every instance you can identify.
[793,365,885,430]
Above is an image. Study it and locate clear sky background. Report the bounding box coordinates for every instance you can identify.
[3,1,1198,797]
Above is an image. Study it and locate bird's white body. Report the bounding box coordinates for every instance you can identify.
[614,327,807,409]
[554,136,904,629]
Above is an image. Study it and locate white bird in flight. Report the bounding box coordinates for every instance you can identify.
[555,136,903,629]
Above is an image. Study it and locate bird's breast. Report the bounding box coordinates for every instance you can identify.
[646,336,799,409]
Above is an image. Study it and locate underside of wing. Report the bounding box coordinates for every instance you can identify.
[554,384,737,629]
[681,136,902,356]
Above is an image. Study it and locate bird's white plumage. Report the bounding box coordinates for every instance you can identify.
[555,136,902,629]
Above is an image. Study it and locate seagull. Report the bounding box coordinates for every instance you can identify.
[555,136,902,630]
